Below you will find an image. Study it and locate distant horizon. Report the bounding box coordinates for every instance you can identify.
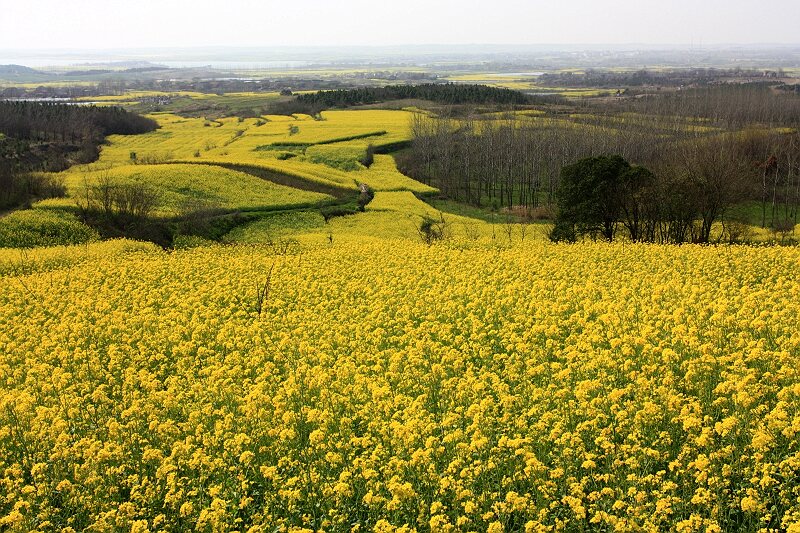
[3,43,800,71]
[4,0,799,51]
[2,43,800,69]
[4,43,800,54]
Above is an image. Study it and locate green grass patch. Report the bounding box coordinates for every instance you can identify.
[306,145,366,171]
[253,131,388,152]
[223,211,326,243]
[254,143,312,151]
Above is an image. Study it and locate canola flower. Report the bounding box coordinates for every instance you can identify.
[0,209,99,249]
[39,110,412,200]
[94,111,413,167]
[57,163,332,217]
[1,240,800,532]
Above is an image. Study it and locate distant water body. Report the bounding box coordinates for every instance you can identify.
[0,58,316,69]
[159,60,315,69]
[0,98,103,105]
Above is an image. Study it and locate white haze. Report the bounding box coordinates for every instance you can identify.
[2,0,798,51]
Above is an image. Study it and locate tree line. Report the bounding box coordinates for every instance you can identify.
[549,144,755,244]
[606,84,800,129]
[0,101,157,144]
[0,72,444,102]
[0,137,65,210]
[292,84,561,109]
[400,85,800,243]
[538,68,788,88]
[0,102,157,210]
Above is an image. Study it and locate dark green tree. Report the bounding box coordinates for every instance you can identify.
[619,165,657,242]
[551,155,653,242]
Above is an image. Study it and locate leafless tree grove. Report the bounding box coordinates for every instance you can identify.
[400,86,800,242]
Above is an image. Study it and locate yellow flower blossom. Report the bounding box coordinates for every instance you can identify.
[0,239,798,531]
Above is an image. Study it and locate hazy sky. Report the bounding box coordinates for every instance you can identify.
[2,0,799,50]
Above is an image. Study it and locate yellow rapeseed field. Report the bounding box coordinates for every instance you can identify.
[3,99,799,532]
[1,240,800,532]
[48,110,418,199]
[59,164,332,216]
[92,111,412,167]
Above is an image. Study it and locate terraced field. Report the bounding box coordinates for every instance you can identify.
[0,107,440,248]
[72,110,420,193]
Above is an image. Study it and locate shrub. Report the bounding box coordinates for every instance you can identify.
[418,213,449,245]
[357,184,375,212]
[549,221,577,243]
[361,144,375,168]
[78,175,161,221]
[0,167,66,210]
[722,218,754,244]
[774,218,797,244]
[320,203,360,222]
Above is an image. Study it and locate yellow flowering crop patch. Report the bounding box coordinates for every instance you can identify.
[1,241,799,531]
[60,164,332,216]
[0,239,160,276]
[354,156,438,194]
[0,209,98,248]
[52,110,420,199]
